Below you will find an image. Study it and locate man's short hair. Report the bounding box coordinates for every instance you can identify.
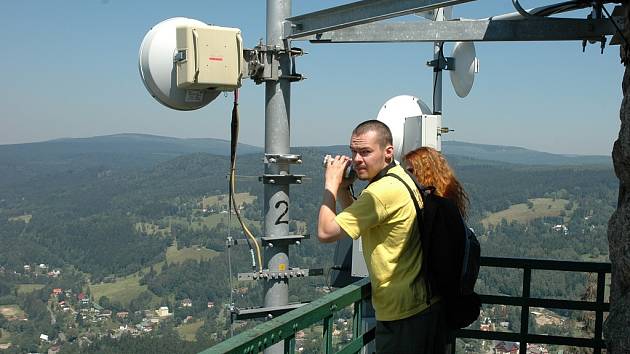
[352,120,393,148]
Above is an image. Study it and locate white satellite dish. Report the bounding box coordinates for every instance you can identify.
[376,95,432,162]
[139,17,221,111]
[449,41,479,98]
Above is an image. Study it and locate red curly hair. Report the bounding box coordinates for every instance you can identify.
[404,147,469,218]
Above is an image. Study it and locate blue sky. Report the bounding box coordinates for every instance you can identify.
[0,1,623,155]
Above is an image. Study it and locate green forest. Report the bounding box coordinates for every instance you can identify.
[0,138,616,353]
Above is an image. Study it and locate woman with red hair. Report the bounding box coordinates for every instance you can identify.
[404,146,469,219]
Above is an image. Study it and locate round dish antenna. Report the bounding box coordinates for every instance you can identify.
[449,41,479,98]
[376,95,431,162]
[139,17,221,111]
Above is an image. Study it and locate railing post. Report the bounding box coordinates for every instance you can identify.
[520,267,531,354]
[594,271,606,354]
[284,334,295,353]
[324,315,334,353]
[353,300,362,346]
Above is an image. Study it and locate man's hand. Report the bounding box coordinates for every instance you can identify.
[324,155,351,195]
[318,155,351,243]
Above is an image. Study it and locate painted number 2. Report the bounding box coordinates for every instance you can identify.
[274,200,289,225]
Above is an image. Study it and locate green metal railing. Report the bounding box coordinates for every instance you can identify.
[203,277,373,354]
[455,257,611,354]
[203,257,611,354]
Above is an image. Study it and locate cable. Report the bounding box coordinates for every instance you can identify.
[229,89,263,272]
[512,0,534,17]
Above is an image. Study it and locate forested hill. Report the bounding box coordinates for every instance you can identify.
[0,135,616,277]
[0,135,617,353]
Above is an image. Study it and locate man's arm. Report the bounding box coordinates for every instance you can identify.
[318,155,351,243]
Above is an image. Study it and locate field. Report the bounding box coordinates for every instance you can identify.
[90,245,219,306]
[7,214,32,223]
[176,320,205,341]
[90,273,155,307]
[166,244,219,264]
[0,329,11,344]
[481,198,572,227]
[135,222,170,236]
[16,284,45,295]
[189,213,260,232]
[0,305,25,320]
[201,192,256,210]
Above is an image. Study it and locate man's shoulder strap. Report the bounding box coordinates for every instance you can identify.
[385,172,423,221]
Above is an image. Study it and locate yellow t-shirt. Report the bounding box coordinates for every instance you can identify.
[335,164,433,321]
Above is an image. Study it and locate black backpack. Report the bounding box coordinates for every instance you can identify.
[386,172,481,329]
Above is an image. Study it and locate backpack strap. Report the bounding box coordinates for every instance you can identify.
[385,173,433,304]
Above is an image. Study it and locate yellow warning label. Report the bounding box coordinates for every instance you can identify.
[279,263,286,271]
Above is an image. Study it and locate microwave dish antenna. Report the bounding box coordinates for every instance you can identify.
[449,41,479,98]
[139,17,221,111]
[376,95,432,162]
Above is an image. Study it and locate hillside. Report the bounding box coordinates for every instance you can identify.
[0,134,617,353]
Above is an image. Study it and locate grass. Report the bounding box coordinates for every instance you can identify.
[0,328,11,344]
[16,284,45,295]
[7,214,32,223]
[166,244,219,264]
[189,214,261,232]
[176,320,204,341]
[134,222,170,236]
[90,273,155,308]
[201,192,256,210]
[90,244,219,306]
[0,305,25,319]
[481,198,573,227]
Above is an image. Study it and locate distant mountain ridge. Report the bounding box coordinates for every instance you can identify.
[4,133,260,158]
[441,141,611,166]
[0,134,611,166]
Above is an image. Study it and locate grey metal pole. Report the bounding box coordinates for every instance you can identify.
[433,8,446,114]
[433,40,443,114]
[264,1,291,353]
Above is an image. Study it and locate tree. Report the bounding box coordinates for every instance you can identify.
[99,296,111,309]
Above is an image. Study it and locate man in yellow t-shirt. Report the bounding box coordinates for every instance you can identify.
[318,120,447,353]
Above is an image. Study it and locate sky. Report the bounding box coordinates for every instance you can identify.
[0,1,624,155]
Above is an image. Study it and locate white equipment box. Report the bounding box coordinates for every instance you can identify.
[351,238,369,277]
[175,25,245,90]
[403,114,442,152]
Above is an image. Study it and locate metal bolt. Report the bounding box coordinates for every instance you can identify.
[296,179,302,184]
[269,158,277,163]
[269,179,276,184]
[295,241,301,246]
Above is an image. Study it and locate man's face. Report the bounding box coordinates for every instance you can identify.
[350,130,393,181]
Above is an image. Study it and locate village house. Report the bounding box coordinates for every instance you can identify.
[480,323,493,331]
[181,298,192,308]
[156,306,171,317]
[98,310,112,318]
[116,311,129,319]
[494,341,519,354]
[52,288,63,296]
[527,344,549,354]
[552,224,569,235]
[207,301,215,309]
